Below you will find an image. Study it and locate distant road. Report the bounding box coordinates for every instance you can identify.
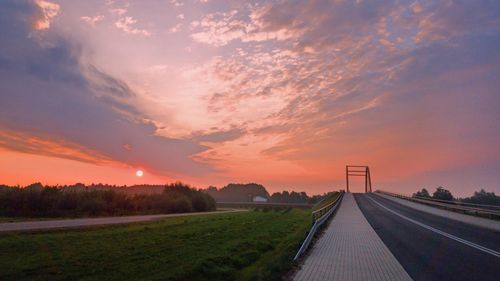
[355,193,500,281]
[0,209,245,233]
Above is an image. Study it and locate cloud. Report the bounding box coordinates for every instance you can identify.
[33,0,60,30]
[169,23,182,33]
[193,128,246,143]
[0,129,116,165]
[170,0,184,7]
[183,0,500,190]
[0,0,211,177]
[115,16,152,36]
[190,7,302,47]
[106,1,151,36]
[80,15,104,27]
[108,2,129,16]
[110,7,127,16]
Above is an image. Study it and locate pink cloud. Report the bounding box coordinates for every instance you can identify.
[33,0,60,30]
[115,16,152,36]
[80,15,104,27]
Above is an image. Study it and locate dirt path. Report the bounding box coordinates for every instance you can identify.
[0,209,245,233]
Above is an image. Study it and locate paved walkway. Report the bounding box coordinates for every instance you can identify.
[0,209,245,233]
[375,193,500,231]
[293,193,412,281]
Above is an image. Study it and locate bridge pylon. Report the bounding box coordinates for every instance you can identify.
[345,165,372,193]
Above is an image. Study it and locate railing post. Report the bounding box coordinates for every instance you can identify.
[367,168,372,192]
[346,166,349,192]
[365,167,368,193]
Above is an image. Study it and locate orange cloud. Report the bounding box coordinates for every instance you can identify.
[33,0,60,30]
[0,129,116,166]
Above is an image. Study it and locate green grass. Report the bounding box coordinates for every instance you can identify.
[0,209,310,281]
[0,217,27,223]
[312,192,340,212]
[0,217,70,223]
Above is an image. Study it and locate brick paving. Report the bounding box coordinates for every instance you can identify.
[293,193,412,281]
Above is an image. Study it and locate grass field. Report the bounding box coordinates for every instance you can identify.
[0,208,310,281]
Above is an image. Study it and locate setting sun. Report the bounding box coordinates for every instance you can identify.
[136,170,144,177]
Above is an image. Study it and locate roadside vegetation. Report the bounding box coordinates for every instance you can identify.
[270,190,325,204]
[0,209,310,281]
[0,182,215,218]
[312,192,341,212]
[205,183,328,204]
[412,187,500,205]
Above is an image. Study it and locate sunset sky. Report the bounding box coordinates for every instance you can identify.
[0,0,498,195]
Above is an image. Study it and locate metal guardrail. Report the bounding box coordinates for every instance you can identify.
[293,192,344,261]
[311,194,340,222]
[410,196,500,210]
[376,190,500,219]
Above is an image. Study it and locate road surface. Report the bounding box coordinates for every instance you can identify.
[355,193,500,281]
[376,193,500,231]
[0,209,245,233]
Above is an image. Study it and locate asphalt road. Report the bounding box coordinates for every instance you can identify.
[0,209,245,233]
[355,193,500,281]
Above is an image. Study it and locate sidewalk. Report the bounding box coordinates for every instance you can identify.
[293,193,411,281]
[375,193,500,231]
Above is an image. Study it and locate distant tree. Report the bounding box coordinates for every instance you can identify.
[270,192,284,203]
[205,183,270,202]
[413,188,431,198]
[432,186,454,201]
[308,194,325,204]
[26,182,43,192]
[206,186,217,192]
[269,190,314,204]
[461,189,500,206]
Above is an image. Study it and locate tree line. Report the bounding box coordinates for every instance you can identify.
[269,191,324,204]
[204,183,326,204]
[205,183,270,202]
[412,187,500,205]
[0,182,215,218]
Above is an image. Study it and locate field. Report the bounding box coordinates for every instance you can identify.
[0,209,310,281]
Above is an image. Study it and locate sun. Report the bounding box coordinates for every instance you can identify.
[135,170,144,177]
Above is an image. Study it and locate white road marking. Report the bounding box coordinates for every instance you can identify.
[366,195,500,258]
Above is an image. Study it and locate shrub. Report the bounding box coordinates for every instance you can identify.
[432,186,454,201]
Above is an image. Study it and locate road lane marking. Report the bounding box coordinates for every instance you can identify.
[366,195,500,258]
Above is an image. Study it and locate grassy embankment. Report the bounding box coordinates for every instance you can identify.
[312,192,341,212]
[0,208,310,281]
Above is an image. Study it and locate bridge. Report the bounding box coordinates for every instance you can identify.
[293,166,500,281]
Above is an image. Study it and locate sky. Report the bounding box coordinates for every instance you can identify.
[0,0,499,196]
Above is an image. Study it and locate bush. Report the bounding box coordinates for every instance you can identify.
[412,188,431,198]
[432,186,454,201]
[461,189,500,206]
